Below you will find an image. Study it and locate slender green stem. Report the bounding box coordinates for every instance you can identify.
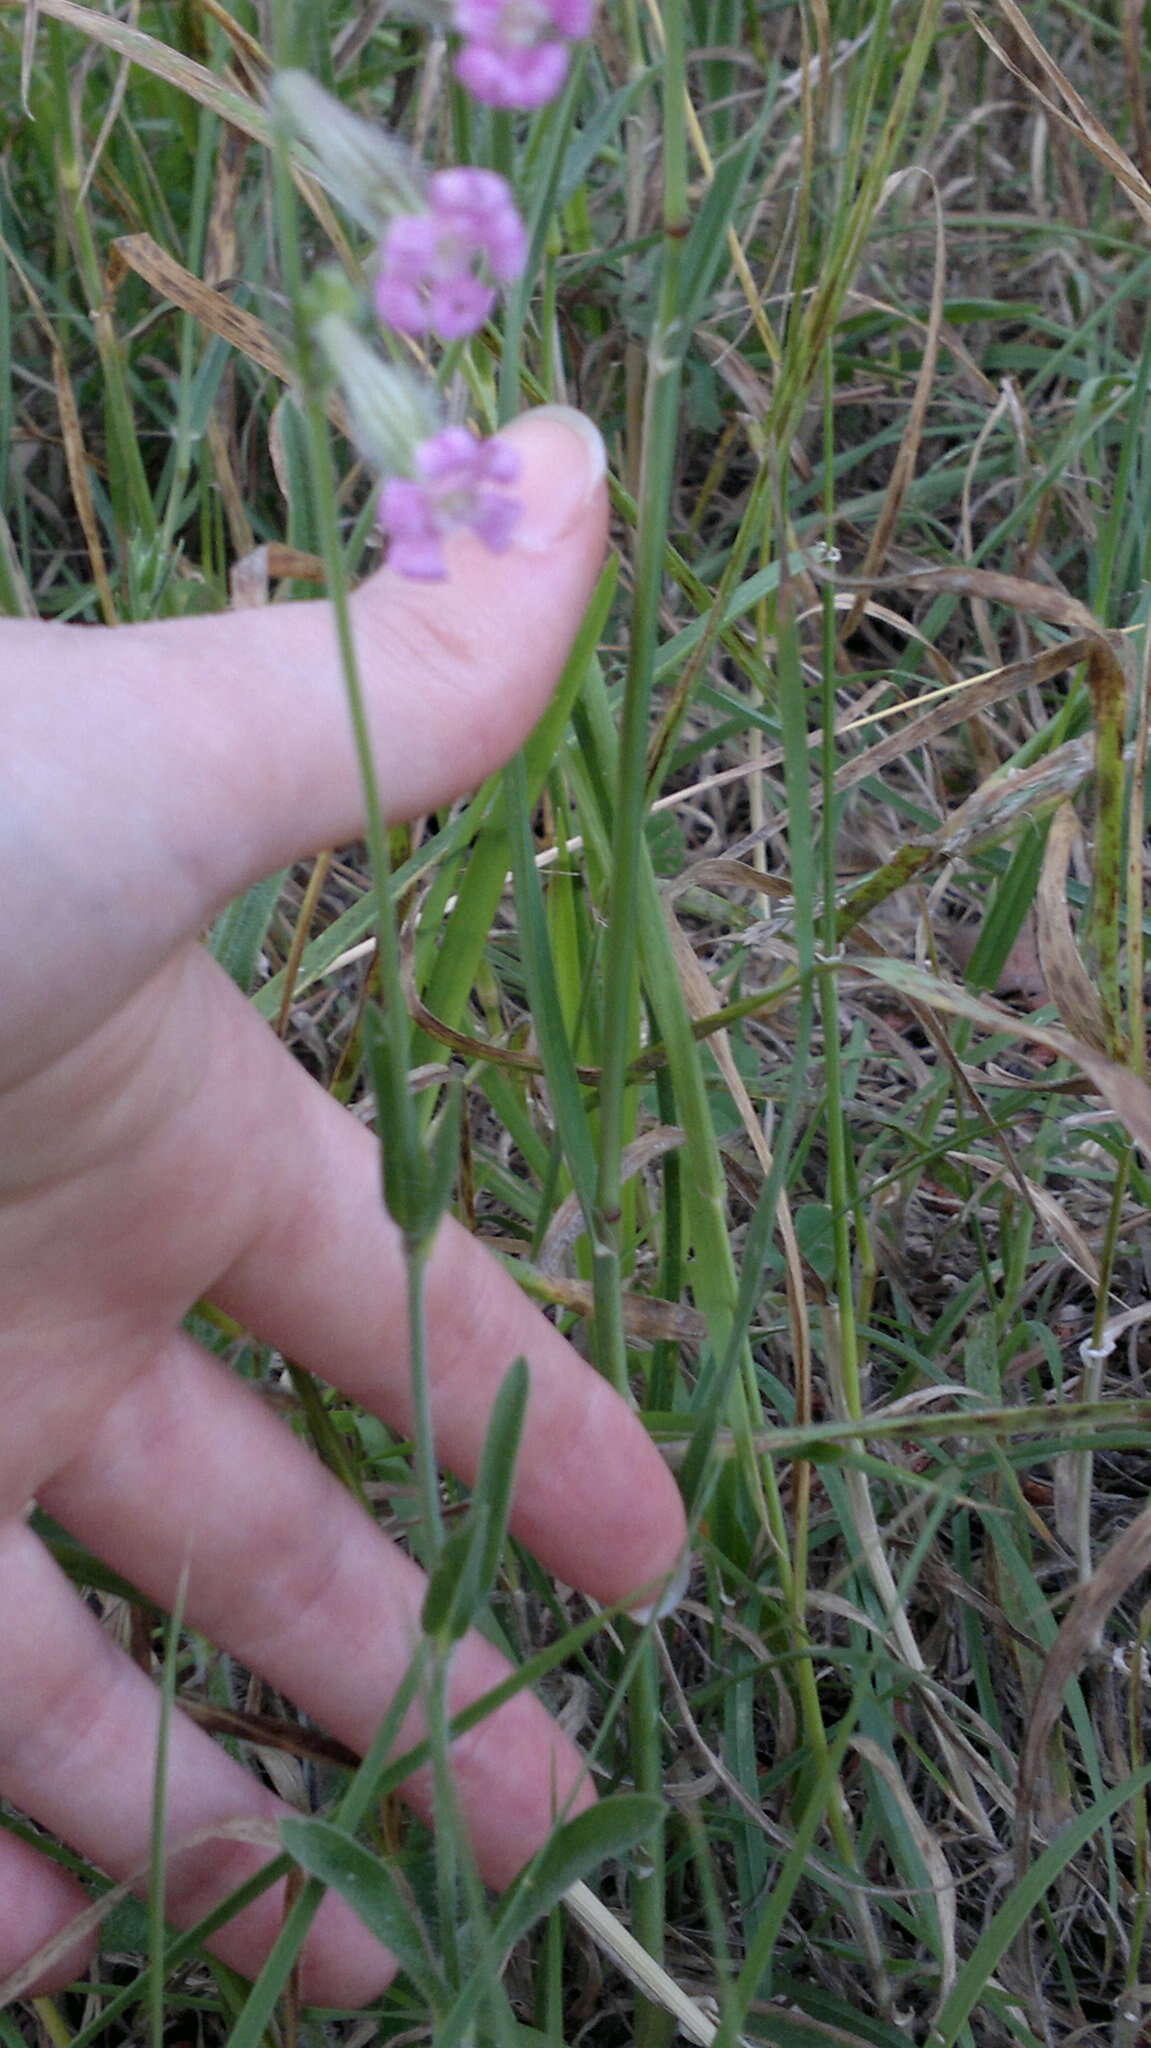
[594,0,689,1392]
[1086,638,1128,1057]
[268,34,442,1587]
[630,1635,668,2048]
[149,1574,187,2048]
[406,1241,443,1557]
[427,1647,461,1979]
[48,21,156,550]
[1073,1140,1133,1580]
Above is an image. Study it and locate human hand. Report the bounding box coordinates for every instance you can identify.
[0,409,687,2001]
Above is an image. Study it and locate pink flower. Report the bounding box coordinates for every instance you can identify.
[373,167,527,340]
[379,428,522,580]
[453,0,595,110]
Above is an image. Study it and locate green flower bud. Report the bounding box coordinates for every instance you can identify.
[309,308,440,475]
[270,70,424,234]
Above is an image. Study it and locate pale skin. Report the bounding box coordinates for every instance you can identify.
[0,409,687,1999]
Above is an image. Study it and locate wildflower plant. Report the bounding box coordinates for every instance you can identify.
[257,9,713,2018]
[261,3,735,2022]
[272,68,536,577]
[16,3,1151,2041]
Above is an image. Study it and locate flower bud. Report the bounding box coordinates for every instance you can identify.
[307,307,522,580]
[310,306,440,474]
[270,70,424,234]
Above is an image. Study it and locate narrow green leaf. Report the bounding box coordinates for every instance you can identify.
[432,1796,666,2048]
[556,76,653,205]
[471,1355,529,1598]
[278,1816,446,2007]
[420,1363,527,1643]
[420,1505,490,1645]
[505,744,599,1218]
[417,1077,463,1247]
[961,832,1045,995]
[414,558,617,1065]
[928,1763,1151,2048]
[362,1001,425,1236]
[678,121,766,335]
[209,872,287,995]
[495,1794,665,1952]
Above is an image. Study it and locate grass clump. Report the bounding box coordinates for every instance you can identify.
[8,1,1151,2043]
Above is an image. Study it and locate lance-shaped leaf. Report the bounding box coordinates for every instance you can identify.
[279,1816,446,2007]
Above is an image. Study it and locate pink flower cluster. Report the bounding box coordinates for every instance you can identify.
[365,2,595,575]
[374,167,527,340]
[452,0,595,110]
[378,428,522,581]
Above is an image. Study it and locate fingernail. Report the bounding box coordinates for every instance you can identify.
[629,1552,693,1627]
[500,406,607,553]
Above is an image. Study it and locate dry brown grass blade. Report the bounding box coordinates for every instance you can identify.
[76,0,139,205]
[178,1695,359,1769]
[333,0,395,78]
[19,0,40,111]
[210,413,257,561]
[665,856,790,910]
[851,1736,958,2006]
[109,233,351,438]
[948,1150,1100,1288]
[891,564,1113,643]
[0,214,116,621]
[204,115,248,289]
[538,1126,686,1277]
[804,735,1098,974]
[110,231,290,380]
[195,0,272,89]
[229,542,326,607]
[842,172,946,638]
[937,732,1096,857]
[653,642,1070,899]
[969,0,1151,232]
[847,958,1151,1166]
[1035,799,1110,1052]
[1122,0,1151,185]
[846,289,995,403]
[810,558,1137,778]
[1014,1498,1151,1884]
[199,82,272,562]
[407,984,600,1084]
[563,1881,735,2048]
[835,638,1094,797]
[526,1268,709,1346]
[51,341,117,624]
[810,551,1124,650]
